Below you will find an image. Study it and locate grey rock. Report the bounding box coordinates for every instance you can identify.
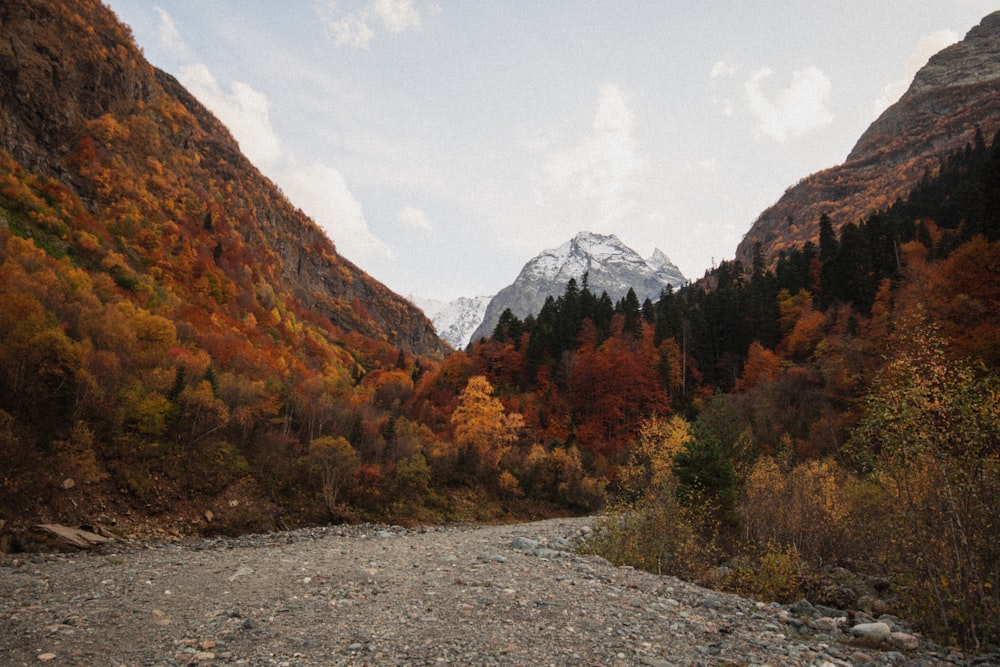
[511,536,540,551]
[851,622,891,641]
[790,599,817,616]
[548,536,572,550]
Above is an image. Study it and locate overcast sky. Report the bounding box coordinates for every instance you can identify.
[104,1,997,301]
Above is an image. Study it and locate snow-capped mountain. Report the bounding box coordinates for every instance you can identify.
[647,248,687,287]
[409,294,493,350]
[470,232,686,342]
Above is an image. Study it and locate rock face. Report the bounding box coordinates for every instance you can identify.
[0,0,445,356]
[471,231,686,342]
[735,10,1000,267]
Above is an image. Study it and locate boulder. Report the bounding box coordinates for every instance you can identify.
[851,622,891,641]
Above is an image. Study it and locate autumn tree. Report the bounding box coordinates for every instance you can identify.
[849,315,1000,650]
[308,435,360,512]
[736,341,782,392]
[450,375,524,479]
[617,414,691,500]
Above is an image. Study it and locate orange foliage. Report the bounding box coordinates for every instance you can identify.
[736,342,782,392]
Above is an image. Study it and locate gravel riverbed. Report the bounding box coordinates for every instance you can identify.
[0,517,990,666]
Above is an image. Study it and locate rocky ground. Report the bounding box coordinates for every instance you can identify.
[1,517,995,666]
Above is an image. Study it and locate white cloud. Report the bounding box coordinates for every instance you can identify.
[544,84,642,223]
[153,6,193,61]
[282,163,395,259]
[710,60,736,79]
[374,0,422,33]
[744,65,834,142]
[177,59,390,260]
[319,0,437,49]
[179,63,285,167]
[324,12,375,49]
[697,157,717,171]
[398,206,432,231]
[873,29,959,117]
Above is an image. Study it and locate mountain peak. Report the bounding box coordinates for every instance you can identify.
[409,294,493,350]
[471,231,685,342]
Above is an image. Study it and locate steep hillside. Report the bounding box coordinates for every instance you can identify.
[0,0,444,356]
[471,231,685,342]
[735,10,1000,266]
[0,0,458,536]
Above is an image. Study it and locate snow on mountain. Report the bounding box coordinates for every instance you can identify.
[647,248,687,287]
[409,294,493,350]
[470,232,686,342]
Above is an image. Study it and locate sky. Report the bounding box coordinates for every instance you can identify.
[103,1,999,302]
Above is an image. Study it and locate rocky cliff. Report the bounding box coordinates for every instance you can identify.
[735,11,1000,266]
[0,0,445,356]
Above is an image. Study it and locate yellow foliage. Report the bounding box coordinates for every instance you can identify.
[451,376,524,475]
[741,455,853,564]
[618,414,691,498]
[308,435,360,510]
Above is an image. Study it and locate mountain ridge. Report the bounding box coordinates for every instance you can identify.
[0,0,444,356]
[735,10,1000,267]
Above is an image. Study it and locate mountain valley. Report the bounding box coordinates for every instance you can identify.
[0,1,998,653]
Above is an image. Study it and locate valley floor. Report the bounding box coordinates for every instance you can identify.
[0,517,982,666]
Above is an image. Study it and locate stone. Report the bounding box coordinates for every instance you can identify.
[809,617,839,632]
[850,622,891,641]
[511,536,539,551]
[886,632,919,650]
[37,654,56,662]
[548,536,572,550]
[33,523,109,549]
[813,604,842,618]
[789,599,816,616]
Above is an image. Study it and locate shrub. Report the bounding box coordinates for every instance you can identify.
[721,541,805,604]
[585,483,716,581]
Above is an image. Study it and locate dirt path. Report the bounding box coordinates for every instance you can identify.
[0,517,975,666]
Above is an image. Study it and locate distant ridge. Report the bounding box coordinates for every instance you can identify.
[409,294,492,350]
